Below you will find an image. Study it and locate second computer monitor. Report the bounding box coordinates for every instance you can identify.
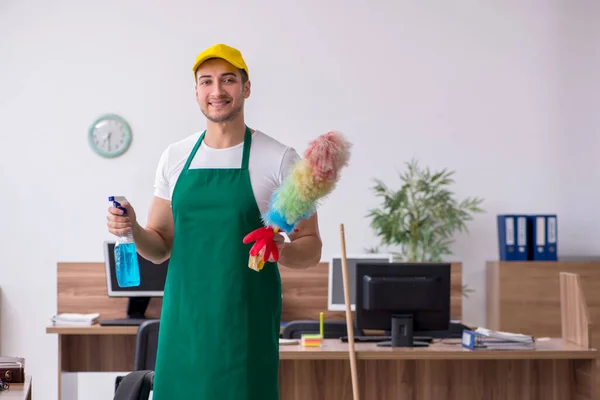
[103,241,168,297]
[328,253,393,311]
[101,241,169,326]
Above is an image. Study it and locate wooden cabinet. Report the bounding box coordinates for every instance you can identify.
[486,260,600,341]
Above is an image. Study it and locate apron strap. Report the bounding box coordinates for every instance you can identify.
[241,126,252,170]
[182,131,206,172]
[182,126,252,172]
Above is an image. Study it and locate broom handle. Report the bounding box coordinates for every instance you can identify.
[340,224,360,400]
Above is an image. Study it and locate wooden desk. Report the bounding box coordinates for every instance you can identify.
[48,260,462,399]
[276,272,599,399]
[0,376,32,400]
[48,325,137,373]
[48,267,599,399]
[45,325,597,400]
[279,339,596,399]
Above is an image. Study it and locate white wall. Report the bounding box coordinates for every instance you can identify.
[2,1,599,399]
[556,1,600,253]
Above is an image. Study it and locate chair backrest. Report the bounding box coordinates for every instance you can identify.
[113,370,153,400]
[282,320,362,339]
[133,320,160,371]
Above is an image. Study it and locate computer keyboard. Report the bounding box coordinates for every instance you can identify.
[339,336,390,343]
[340,335,434,343]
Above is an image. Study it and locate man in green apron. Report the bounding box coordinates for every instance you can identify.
[106,43,322,399]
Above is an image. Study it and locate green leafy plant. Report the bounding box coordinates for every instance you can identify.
[366,159,484,298]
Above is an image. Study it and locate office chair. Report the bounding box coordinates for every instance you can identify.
[133,319,160,370]
[282,320,363,339]
[113,371,153,400]
[114,320,160,399]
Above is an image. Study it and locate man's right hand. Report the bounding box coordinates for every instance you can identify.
[107,201,138,236]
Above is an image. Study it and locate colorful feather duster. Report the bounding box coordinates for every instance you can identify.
[243,131,352,271]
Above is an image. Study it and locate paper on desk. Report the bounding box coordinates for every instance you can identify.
[279,339,299,345]
[51,313,100,326]
[475,327,534,343]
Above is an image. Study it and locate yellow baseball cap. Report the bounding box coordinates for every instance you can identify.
[192,43,249,81]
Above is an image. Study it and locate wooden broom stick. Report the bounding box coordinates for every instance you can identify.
[339,223,360,400]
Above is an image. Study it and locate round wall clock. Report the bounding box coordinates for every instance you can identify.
[88,114,133,158]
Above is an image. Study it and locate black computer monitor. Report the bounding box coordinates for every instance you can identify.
[101,241,169,326]
[355,262,451,347]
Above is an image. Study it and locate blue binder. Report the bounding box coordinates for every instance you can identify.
[527,215,558,261]
[497,215,528,261]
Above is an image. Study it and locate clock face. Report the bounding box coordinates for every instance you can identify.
[88,114,132,158]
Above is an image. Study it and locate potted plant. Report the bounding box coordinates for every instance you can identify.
[366,158,484,298]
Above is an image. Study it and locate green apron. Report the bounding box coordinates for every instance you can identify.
[152,127,282,400]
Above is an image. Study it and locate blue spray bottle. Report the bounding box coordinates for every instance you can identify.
[109,196,141,287]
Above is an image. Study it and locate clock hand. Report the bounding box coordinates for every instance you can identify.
[100,132,111,148]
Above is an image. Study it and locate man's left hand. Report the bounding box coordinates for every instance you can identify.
[268,232,285,262]
[250,231,286,263]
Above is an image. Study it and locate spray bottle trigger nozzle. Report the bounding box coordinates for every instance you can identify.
[112,200,127,216]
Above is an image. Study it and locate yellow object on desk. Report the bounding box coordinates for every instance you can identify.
[301,334,322,347]
[320,311,324,338]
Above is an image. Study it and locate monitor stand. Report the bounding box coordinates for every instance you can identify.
[99,297,154,326]
[376,314,432,348]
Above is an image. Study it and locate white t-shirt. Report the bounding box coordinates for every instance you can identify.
[153,130,300,215]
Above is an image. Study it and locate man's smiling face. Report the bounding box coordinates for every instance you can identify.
[195,58,250,123]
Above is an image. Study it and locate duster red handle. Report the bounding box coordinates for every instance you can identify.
[243,226,279,264]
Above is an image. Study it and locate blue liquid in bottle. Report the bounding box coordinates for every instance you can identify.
[109,196,141,287]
